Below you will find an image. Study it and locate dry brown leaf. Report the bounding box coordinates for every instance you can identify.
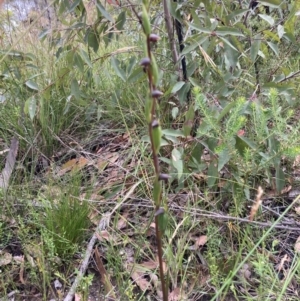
[189,235,208,250]
[95,230,111,242]
[169,287,181,301]
[18,255,25,284]
[150,222,156,229]
[58,157,89,176]
[131,270,152,292]
[96,159,108,171]
[89,210,100,226]
[249,186,263,221]
[277,254,290,272]
[0,251,12,266]
[280,185,292,195]
[293,155,300,167]
[140,260,158,270]
[239,263,252,280]
[117,212,128,230]
[294,236,300,253]
[196,235,208,247]
[295,207,300,215]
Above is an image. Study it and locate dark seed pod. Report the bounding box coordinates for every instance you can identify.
[140,57,151,67]
[151,89,163,98]
[149,33,160,43]
[159,173,171,183]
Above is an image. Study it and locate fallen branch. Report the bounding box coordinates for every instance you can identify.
[63,181,142,301]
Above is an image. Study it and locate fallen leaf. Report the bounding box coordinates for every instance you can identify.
[96,159,108,171]
[18,255,25,284]
[74,293,82,301]
[117,211,128,230]
[293,155,300,167]
[89,209,101,225]
[249,186,263,221]
[238,263,252,280]
[280,185,292,195]
[276,254,290,272]
[196,235,208,247]
[189,235,208,250]
[294,236,300,253]
[131,270,152,292]
[95,230,111,242]
[58,157,89,176]
[295,207,300,215]
[0,251,12,266]
[169,287,181,301]
[144,260,159,269]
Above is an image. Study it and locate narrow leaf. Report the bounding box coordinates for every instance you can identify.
[258,14,275,26]
[259,0,280,8]
[25,80,39,91]
[96,1,114,22]
[79,49,93,68]
[116,11,126,30]
[267,41,279,56]
[25,97,37,120]
[171,148,183,179]
[71,79,80,100]
[111,57,126,82]
[187,22,212,34]
[215,26,244,37]
[250,35,261,62]
[171,81,185,94]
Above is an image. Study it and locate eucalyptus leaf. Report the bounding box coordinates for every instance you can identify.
[71,79,80,100]
[250,35,261,62]
[258,14,275,26]
[96,1,114,22]
[267,41,279,56]
[79,49,93,68]
[171,148,183,179]
[25,80,39,91]
[24,97,37,120]
[215,26,244,37]
[259,0,280,8]
[171,81,185,94]
[111,57,126,82]
[116,11,126,30]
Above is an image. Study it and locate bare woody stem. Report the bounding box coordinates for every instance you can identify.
[130,1,168,299]
[140,4,168,301]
